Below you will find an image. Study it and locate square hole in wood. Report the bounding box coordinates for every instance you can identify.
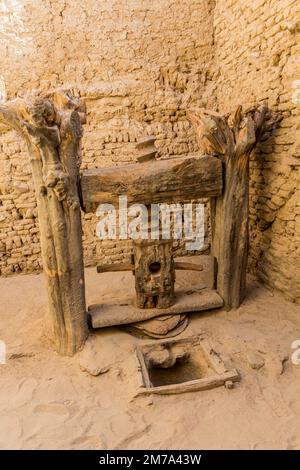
[136,336,239,395]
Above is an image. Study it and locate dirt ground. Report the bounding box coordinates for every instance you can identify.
[0,265,300,450]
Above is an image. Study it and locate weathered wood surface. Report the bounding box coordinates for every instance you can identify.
[89,288,223,328]
[96,261,203,273]
[97,263,134,273]
[200,339,228,374]
[189,106,274,309]
[127,314,189,339]
[0,91,88,355]
[80,154,222,211]
[174,261,203,272]
[133,239,175,309]
[136,135,157,163]
[136,369,240,396]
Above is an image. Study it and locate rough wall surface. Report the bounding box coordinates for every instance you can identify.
[211,0,300,303]
[0,0,299,303]
[0,0,214,274]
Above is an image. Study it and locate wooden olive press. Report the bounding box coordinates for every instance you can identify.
[89,136,223,337]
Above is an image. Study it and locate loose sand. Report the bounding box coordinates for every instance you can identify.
[0,266,300,450]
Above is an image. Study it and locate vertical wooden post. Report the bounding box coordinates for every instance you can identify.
[188,106,269,309]
[210,156,250,308]
[0,91,88,355]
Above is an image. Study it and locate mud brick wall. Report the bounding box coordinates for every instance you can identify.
[0,0,299,303]
[210,0,300,303]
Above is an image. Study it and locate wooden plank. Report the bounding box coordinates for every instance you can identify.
[200,339,228,374]
[174,261,203,272]
[97,263,133,273]
[136,369,240,396]
[96,261,204,273]
[89,289,223,329]
[80,154,222,212]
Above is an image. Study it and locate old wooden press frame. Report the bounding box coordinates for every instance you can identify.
[0,91,270,355]
[80,145,224,329]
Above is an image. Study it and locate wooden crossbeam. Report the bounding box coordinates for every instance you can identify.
[80,154,222,212]
[89,289,224,329]
[96,261,204,273]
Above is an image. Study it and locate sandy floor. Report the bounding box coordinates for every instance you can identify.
[0,266,300,450]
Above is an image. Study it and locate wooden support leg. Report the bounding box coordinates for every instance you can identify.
[211,159,249,308]
[0,91,88,355]
[188,105,271,309]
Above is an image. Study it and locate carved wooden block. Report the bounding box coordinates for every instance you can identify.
[133,239,175,309]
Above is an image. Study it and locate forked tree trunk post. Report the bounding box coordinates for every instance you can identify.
[189,106,271,309]
[0,91,88,355]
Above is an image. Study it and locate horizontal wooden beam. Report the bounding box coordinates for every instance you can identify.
[96,261,204,273]
[89,289,223,329]
[97,263,133,273]
[80,154,222,212]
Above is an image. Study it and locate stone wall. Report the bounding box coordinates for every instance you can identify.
[210,0,300,303]
[0,0,299,303]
